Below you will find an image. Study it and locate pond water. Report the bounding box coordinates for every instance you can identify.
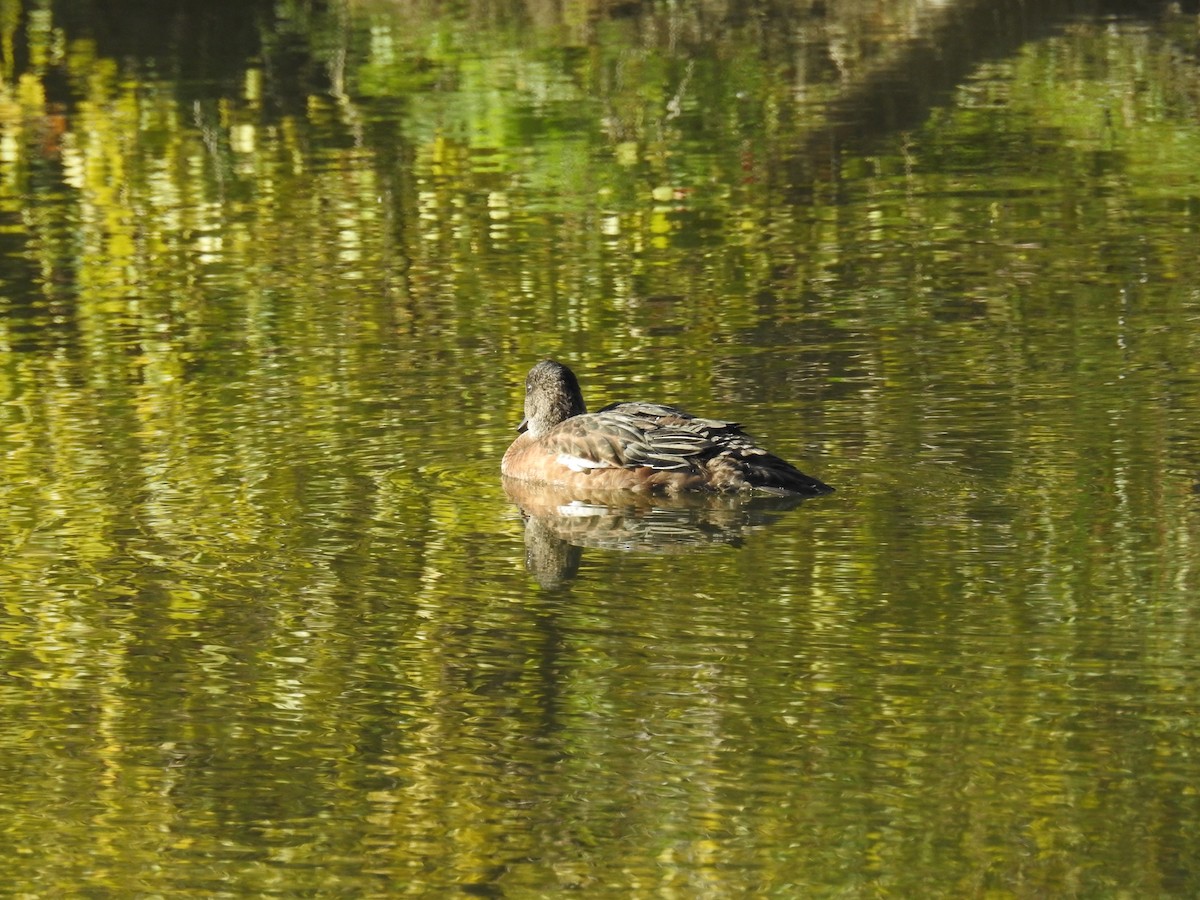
[2,0,1200,894]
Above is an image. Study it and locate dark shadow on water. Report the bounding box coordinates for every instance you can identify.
[791,0,1194,194]
[504,478,817,589]
[37,0,327,110]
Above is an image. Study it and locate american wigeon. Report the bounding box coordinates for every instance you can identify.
[502,360,834,496]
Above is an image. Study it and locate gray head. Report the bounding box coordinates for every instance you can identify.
[520,360,588,436]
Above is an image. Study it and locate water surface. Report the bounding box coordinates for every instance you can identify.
[2,0,1200,895]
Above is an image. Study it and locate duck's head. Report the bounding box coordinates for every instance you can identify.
[519,360,588,436]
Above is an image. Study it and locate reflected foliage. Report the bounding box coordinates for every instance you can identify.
[1,0,1200,894]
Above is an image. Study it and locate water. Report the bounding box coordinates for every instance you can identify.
[2,0,1200,894]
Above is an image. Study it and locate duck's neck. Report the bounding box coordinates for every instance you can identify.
[526,393,587,436]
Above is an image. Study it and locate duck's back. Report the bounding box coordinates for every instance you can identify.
[577,402,833,496]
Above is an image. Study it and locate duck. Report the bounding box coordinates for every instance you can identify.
[502,360,834,496]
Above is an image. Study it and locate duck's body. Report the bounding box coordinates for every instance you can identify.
[502,360,833,496]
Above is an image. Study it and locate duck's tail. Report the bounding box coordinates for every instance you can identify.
[707,443,834,496]
[746,456,835,496]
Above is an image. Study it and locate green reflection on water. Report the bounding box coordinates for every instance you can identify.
[1,0,1199,895]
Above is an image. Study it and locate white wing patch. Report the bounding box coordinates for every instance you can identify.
[557,453,612,472]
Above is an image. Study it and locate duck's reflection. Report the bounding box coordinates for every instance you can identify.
[504,478,810,588]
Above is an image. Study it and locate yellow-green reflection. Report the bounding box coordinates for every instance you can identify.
[1,0,1199,895]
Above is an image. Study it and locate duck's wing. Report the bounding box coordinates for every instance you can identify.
[538,406,833,495]
[539,410,723,473]
[597,401,747,437]
[595,401,694,421]
[594,403,831,493]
